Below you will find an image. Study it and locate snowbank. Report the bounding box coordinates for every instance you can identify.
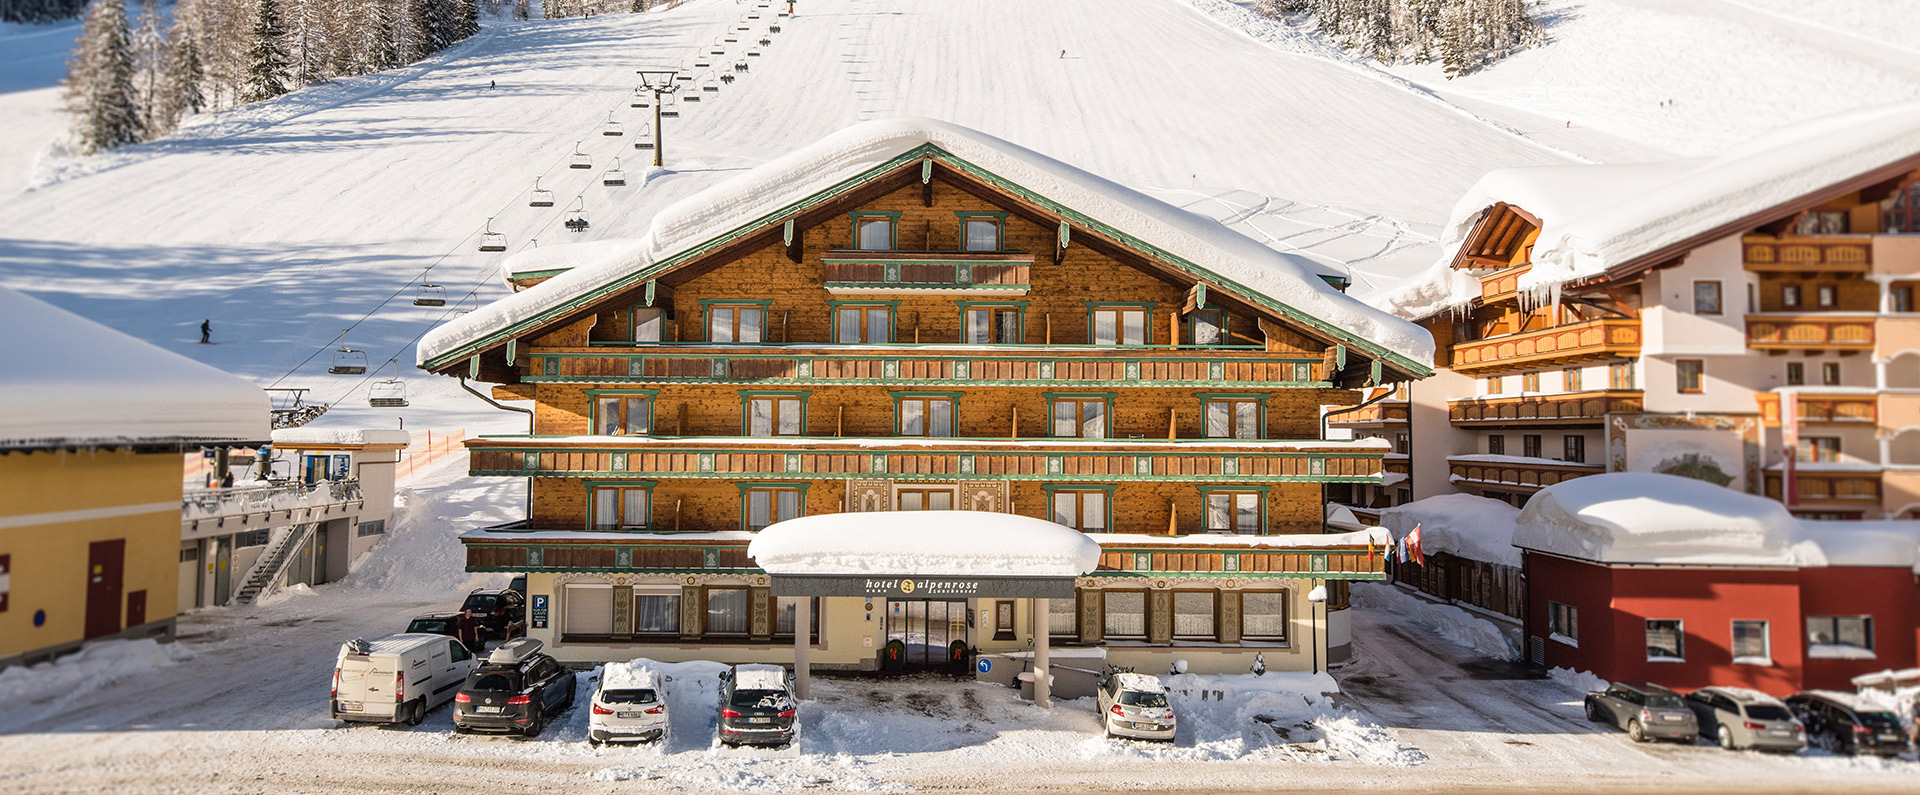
[748,510,1102,576]
[420,118,1435,370]
[1378,493,1522,568]
[0,286,267,449]
[1513,472,1820,567]
[1099,528,1389,550]
[0,639,190,731]
[1351,583,1518,661]
[270,427,414,447]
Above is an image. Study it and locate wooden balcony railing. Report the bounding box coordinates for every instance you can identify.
[530,345,1324,388]
[1755,392,1877,427]
[1448,456,1602,493]
[1448,318,1641,375]
[1763,470,1882,503]
[1745,315,1875,350]
[1479,265,1528,304]
[821,251,1032,294]
[1327,402,1409,426]
[1743,236,1873,273]
[1449,390,1643,426]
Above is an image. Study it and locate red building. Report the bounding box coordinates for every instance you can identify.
[1515,473,1920,695]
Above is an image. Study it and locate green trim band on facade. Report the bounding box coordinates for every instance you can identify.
[526,349,1328,389]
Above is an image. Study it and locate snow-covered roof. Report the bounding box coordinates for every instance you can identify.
[1380,102,1920,318]
[419,118,1434,371]
[1515,473,1920,569]
[601,659,659,692]
[1097,529,1388,550]
[1380,493,1522,568]
[0,286,268,449]
[1700,686,1787,707]
[747,510,1102,577]
[732,664,789,691]
[270,428,413,448]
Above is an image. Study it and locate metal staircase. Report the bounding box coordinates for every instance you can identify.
[232,521,319,605]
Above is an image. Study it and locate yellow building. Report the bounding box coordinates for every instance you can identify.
[0,287,266,669]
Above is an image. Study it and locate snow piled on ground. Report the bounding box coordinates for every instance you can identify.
[1379,493,1522,567]
[1352,583,1518,661]
[336,450,519,595]
[1548,666,1610,697]
[0,639,192,727]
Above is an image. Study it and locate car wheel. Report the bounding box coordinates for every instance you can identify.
[406,699,425,727]
[1628,719,1648,743]
[526,705,546,737]
[1717,726,1733,750]
[1585,702,1603,723]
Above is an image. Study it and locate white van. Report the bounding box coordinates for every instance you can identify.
[332,633,476,725]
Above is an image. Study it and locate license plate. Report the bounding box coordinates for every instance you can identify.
[1881,734,1902,742]
[750,717,771,725]
[1769,729,1791,736]
[1662,715,1683,721]
[340,701,362,712]
[1133,721,1164,730]
[477,706,501,714]
[617,711,643,719]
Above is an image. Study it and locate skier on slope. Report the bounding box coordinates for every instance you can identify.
[200,319,211,344]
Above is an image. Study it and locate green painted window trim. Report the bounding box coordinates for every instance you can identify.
[582,479,658,532]
[1195,394,1267,441]
[890,391,964,437]
[1043,392,1115,439]
[849,211,903,250]
[736,481,812,531]
[699,299,773,343]
[956,300,1029,344]
[627,304,669,343]
[1086,302,1158,347]
[1041,391,1120,400]
[740,391,812,437]
[1188,304,1230,346]
[825,299,901,343]
[1042,483,1116,532]
[1197,484,1271,535]
[585,388,661,436]
[955,211,1010,251]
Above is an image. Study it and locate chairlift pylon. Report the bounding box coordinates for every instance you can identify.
[368,363,409,408]
[601,112,623,137]
[565,198,590,233]
[479,217,508,252]
[602,157,627,187]
[529,176,555,207]
[328,334,367,375]
[569,141,592,169]
[413,282,447,307]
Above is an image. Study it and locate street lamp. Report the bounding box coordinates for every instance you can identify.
[1307,583,1328,675]
[635,69,678,168]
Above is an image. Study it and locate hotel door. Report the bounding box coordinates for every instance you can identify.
[885,599,968,669]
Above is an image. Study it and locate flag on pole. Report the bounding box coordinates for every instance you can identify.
[1408,523,1425,565]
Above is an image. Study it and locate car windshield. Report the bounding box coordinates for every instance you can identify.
[600,689,657,705]
[462,595,500,612]
[1859,711,1902,730]
[1645,693,1685,709]
[1119,691,1168,708]
[1745,705,1791,721]
[408,619,454,634]
[466,673,517,692]
[730,689,792,710]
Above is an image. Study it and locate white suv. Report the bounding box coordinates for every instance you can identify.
[1097,670,1175,741]
[589,661,669,744]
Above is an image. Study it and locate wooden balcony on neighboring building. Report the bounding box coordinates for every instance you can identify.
[1327,401,1409,427]
[1745,314,1875,350]
[1743,236,1873,273]
[1755,391,1877,427]
[1479,265,1528,304]
[1448,390,1643,427]
[1448,455,1602,494]
[822,251,1032,295]
[1448,318,1641,375]
[1763,468,1883,504]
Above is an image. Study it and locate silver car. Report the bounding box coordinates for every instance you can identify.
[1684,686,1805,752]
[1585,681,1698,743]
[1096,670,1175,741]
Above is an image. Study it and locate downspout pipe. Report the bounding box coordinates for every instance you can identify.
[461,376,535,516]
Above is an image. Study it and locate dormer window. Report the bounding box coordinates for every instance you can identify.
[852,213,897,251]
[958,212,1005,252]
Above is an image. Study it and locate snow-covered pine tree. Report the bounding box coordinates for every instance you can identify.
[459,0,479,40]
[513,0,528,19]
[155,17,207,132]
[133,0,168,136]
[3,0,89,24]
[243,0,290,102]
[400,0,431,62]
[63,0,145,153]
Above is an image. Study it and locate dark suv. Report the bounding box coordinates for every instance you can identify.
[460,588,526,641]
[452,638,575,736]
[1785,691,1909,756]
[718,664,796,747]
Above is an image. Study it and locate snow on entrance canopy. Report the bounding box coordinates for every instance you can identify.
[1379,102,1920,319]
[419,117,1434,369]
[0,286,267,450]
[747,510,1102,577]
[1380,493,1522,568]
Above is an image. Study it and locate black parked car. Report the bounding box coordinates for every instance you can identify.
[1785,691,1909,757]
[718,664,796,747]
[404,612,463,638]
[452,638,575,737]
[460,587,527,641]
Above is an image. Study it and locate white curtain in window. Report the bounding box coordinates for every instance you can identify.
[1082,491,1106,531]
[593,490,617,531]
[738,308,763,343]
[621,490,647,529]
[1242,591,1286,639]
[710,307,735,343]
[865,308,889,342]
[1093,311,1117,345]
[1174,592,1214,638]
[632,308,663,342]
[928,400,952,436]
[625,398,650,435]
[837,307,861,343]
[1049,595,1078,635]
[1081,402,1105,438]
[1104,591,1145,637]
[859,219,892,250]
[633,592,679,633]
[749,399,774,436]
[564,585,613,636]
[597,397,620,435]
[707,589,748,634]
[1122,311,1145,345]
[1206,402,1229,438]
[966,310,989,344]
[965,219,997,251]
[777,398,800,435]
[901,400,924,435]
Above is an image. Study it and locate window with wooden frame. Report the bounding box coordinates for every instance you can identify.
[895,487,955,511]
[832,302,893,343]
[1563,367,1582,392]
[1798,437,1842,463]
[706,302,766,343]
[1520,372,1540,393]
[1488,434,1505,455]
[705,587,749,635]
[1786,362,1805,386]
[1173,590,1216,640]
[957,212,1005,252]
[1203,489,1263,534]
[1894,285,1916,313]
[1189,307,1226,345]
[1564,434,1585,464]
[1048,486,1110,532]
[1089,304,1149,346]
[962,304,1023,344]
[895,393,957,437]
[1645,618,1684,661]
[744,393,805,437]
[994,600,1015,640]
[1795,210,1848,235]
[1823,361,1841,386]
[1693,281,1722,315]
[1203,396,1262,439]
[1609,361,1635,390]
[775,596,819,640]
[632,589,680,635]
[1102,590,1146,639]
[1782,283,1803,309]
[1522,434,1542,459]
[851,212,898,251]
[592,392,655,436]
[742,485,804,531]
[590,484,651,531]
[1049,592,1079,639]
[630,306,665,342]
[1241,590,1288,641]
[1817,283,1838,308]
[1048,394,1110,438]
[1484,376,1503,395]
[1886,184,1920,234]
[1676,360,1705,393]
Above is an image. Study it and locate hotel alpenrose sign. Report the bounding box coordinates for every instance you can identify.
[770,574,1078,599]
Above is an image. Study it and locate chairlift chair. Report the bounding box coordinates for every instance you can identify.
[724,34,738,42]
[529,176,555,207]
[329,341,367,375]
[413,282,447,307]
[768,22,781,33]
[602,112,623,136]
[683,83,702,102]
[660,93,680,117]
[747,47,762,57]
[368,380,409,409]
[632,122,654,149]
[737,24,751,31]
[748,12,760,19]
[734,59,749,72]
[478,217,508,251]
[565,198,590,233]
[630,86,650,108]
[694,58,711,68]
[702,75,720,92]
[758,36,772,45]
[569,141,592,169]
[602,158,627,187]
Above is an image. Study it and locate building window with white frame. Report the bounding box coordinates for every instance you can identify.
[1807,615,1873,657]
[1241,590,1287,641]
[633,590,680,635]
[591,486,650,531]
[1206,491,1261,534]
[705,587,748,635]
[1732,619,1770,664]
[1090,305,1148,346]
[562,583,614,639]
[1205,397,1261,439]
[1173,591,1215,639]
[1103,591,1145,639]
[1646,619,1684,661]
[1549,601,1578,646]
[1049,594,1079,639]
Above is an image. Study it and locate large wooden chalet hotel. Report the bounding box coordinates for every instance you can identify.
[418,119,1429,676]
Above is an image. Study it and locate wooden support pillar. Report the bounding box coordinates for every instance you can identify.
[1167,408,1177,440]
[1010,406,1019,439]
[1032,597,1051,709]
[677,402,688,435]
[836,405,845,437]
[1168,498,1178,535]
[794,595,812,699]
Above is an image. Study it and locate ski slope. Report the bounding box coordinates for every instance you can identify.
[0,0,1916,431]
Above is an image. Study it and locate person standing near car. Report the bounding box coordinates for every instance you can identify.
[457,609,482,654]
